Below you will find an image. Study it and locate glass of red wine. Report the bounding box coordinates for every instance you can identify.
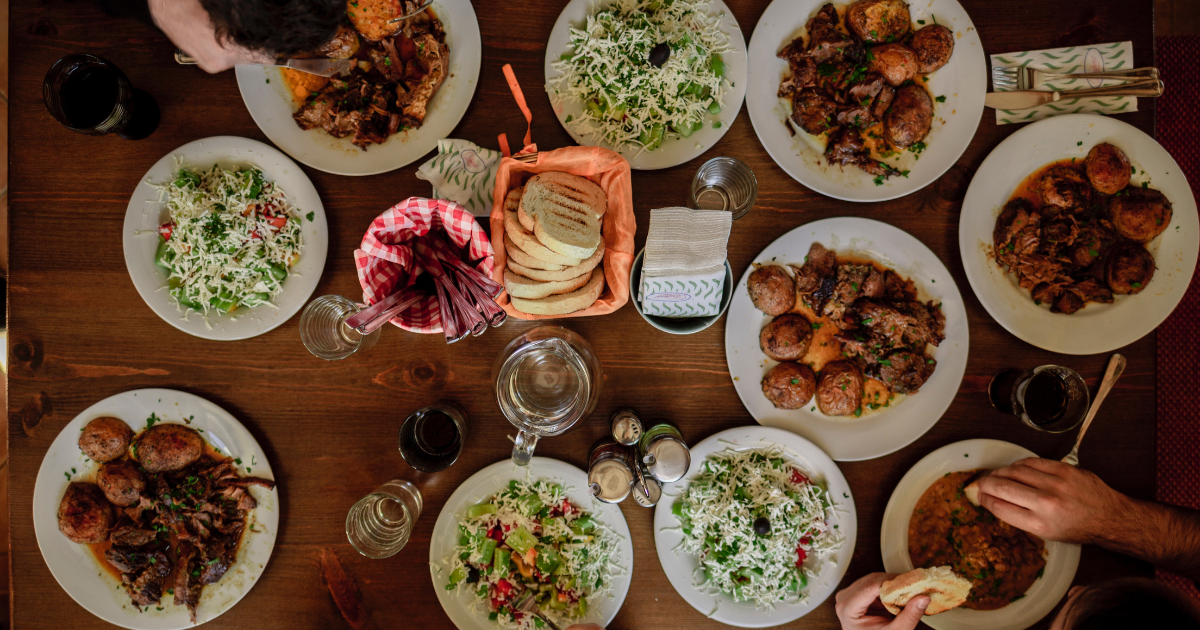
[398,402,467,473]
[988,365,1090,433]
[43,54,159,140]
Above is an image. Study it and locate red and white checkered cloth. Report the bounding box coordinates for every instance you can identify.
[354,197,495,333]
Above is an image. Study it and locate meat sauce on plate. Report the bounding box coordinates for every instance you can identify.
[908,470,1046,610]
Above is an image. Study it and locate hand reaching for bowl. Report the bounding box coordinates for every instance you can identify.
[835,573,929,630]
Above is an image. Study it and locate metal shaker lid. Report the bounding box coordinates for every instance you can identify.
[610,408,643,446]
[643,437,691,483]
[588,458,633,503]
[631,473,663,507]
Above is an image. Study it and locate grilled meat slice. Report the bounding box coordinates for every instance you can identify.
[883,270,917,301]
[872,350,936,394]
[823,264,872,321]
[793,242,839,294]
[824,127,899,178]
[106,546,167,574]
[791,89,838,136]
[175,542,201,622]
[807,3,864,65]
[110,520,157,547]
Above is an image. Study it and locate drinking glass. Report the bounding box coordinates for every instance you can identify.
[988,365,1090,433]
[493,327,602,466]
[399,403,467,473]
[300,295,381,360]
[345,480,422,559]
[43,54,159,140]
[689,157,757,220]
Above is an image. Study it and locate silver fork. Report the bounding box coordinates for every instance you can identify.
[1061,354,1125,467]
[513,591,562,630]
[992,65,1158,91]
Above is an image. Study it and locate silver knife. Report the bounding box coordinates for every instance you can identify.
[986,79,1164,110]
[174,50,355,77]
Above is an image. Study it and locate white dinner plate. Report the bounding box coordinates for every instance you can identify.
[880,439,1080,630]
[959,114,1200,354]
[122,136,329,341]
[429,457,634,630]
[544,0,748,170]
[746,0,986,201]
[724,217,969,461]
[234,0,481,176]
[653,426,856,628]
[32,389,279,630]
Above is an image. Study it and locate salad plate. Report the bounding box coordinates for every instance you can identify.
[544,0,748,170]
[32,389,278,630]
[880,439,1080,630]
[959,114,1199,355]
[653,426,856,628]
[724,217,969,461]
[430,457,633,630]
[234,0,481,176]
[745,0,986,201]
[123,136,328,341]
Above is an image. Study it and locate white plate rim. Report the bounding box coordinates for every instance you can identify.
[957,113,1200,355]
[723,217,970,461]
[32,388,279,630]
[121,135,329,341]
[652,425,857,628]
[745,0,987,201]
[543,0,749,171]
[428,456,634,630]
[234,0,482,176]
[879,439,1081,630]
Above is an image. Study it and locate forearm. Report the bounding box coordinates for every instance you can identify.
[1096,495,1200,582]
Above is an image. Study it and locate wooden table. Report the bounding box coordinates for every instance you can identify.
[7,0,1158,628]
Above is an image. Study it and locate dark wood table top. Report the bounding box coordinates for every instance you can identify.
[7,0,1157,628]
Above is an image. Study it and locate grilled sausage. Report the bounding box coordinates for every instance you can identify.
[816,360,864,416]
[885,84,933,149]
[762,362,817,409]
[846,0,911,45]
[910,24,954,73]
[79,417,133,463]
[58,482,115,544]
[748,265,796,316]
[134,424,204,473]
[868,44,919,87]
[97,460,146,507]
[1110,186,1172,242]
[1084,143,1131,196]
[760,314,814,362]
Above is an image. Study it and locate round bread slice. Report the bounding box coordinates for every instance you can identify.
[504,267,593,300]
[508,240,604,282]
[520,172,603,260]
[504,203,582,267]
[510,268,605,316]
[880,567,973,616]
[505,233,566,271]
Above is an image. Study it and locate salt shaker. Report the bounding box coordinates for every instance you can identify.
[610,408,643,446]
[640,423,691,484]
[587,443,634,504]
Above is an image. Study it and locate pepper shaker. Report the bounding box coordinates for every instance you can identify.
[640,422,691,484]
[587,443,635,504]
[610,408,643,446]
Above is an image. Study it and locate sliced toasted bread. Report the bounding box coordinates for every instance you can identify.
[504,202,583,267]
[520,172,606,226]
[520,172,603,259]
[964,481,982,506]
[505,233,566,271]
[510,268,605,316]
[504,267,593,300]
[508,240,605,282]
[880,567,973,616]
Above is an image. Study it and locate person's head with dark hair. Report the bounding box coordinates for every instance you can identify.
[1053,578,1200,630]
[197,0,346,57]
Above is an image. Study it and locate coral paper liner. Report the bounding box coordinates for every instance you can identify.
[354,197,494,334]
[489,146,635,319]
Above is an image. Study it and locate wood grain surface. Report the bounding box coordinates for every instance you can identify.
[7,0,1157,628]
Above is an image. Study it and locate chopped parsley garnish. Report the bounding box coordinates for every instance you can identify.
[935,95,946,103]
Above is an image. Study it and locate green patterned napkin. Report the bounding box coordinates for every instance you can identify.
[416,139,502,216]
[991,41,1137,125]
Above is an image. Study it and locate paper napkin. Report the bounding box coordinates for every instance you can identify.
[639,207,731,318]
[991,41,1138,125]
[416,139,502,217]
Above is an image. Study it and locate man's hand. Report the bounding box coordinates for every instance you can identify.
[835,573,929,630]
[973,457,1129,545]
[149,0,273,73]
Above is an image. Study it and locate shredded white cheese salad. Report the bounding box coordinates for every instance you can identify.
[548,0,732,151]
[153,163,304,318]
[447,479,620,630]
[673,447,844,609]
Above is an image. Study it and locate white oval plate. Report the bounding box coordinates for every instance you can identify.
[430,457,634,630]
[724,217,969,461]
[234,0,481,176]
[544,0,748,170]
[32,389,279,630]
[746,0,986,201]
[959,114,1200,354]
[122,136,328,341]
[653,426,856,628]
[880,439,1080,630]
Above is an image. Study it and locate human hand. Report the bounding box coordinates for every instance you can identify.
[974,457,1129,545]
[835,573,929,630]
[150,0,274,73]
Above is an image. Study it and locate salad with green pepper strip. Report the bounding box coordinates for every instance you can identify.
[152,162,303,319]
[447,479,619,629]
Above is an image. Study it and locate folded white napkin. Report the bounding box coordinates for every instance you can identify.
[416,139,502,216]
[639,207,731,318]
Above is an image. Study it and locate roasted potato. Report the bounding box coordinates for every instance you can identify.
[79,416,132,463]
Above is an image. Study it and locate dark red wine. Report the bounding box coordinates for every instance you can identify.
[399,407,465,472]
[59,66,119,129]
[1023,370,1069,425]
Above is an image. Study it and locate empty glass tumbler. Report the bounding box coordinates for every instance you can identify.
[689,157,757,220]
[345,480,423,559]
[300,295,381,360]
